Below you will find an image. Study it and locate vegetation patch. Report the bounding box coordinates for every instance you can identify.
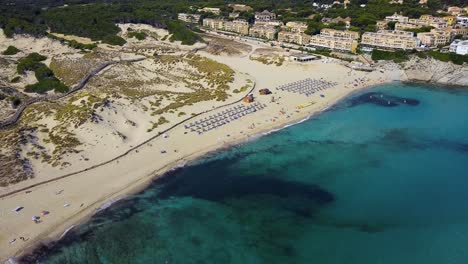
[17,53,69,93]
[127,31,147,40]
[371,49,409,63]
[2,45,20,55]
[47,34,97,50]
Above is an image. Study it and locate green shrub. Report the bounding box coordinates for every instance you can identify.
[25,79,69,93]
[102,35,126,46]
[371,49,408,63]
[10,76,21,83]
[166,20,201,45]
[427,51,468,65]
[128,31,147,40]
[2,45,20,55]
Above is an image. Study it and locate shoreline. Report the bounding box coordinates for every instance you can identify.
[7,80,386,262]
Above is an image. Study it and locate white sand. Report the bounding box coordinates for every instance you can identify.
[0,31,395,262]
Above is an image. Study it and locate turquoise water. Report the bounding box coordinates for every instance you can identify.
[27,83,468,264]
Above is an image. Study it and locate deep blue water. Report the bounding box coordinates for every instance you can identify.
[25,83,468,264]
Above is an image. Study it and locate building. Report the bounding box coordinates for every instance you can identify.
[385,13,409,23]
[198,7,221,15]
[229,12,240,18]
[224,20,250,35]
[447,6,463,16]
[229,4,253,12]
[417,29,451,47]
[178,13,201,24]
[320,28,359,40]
[203,18,225,30]
[249,24,278,40]
[449,39,468,55]
[255,10,277,21]
[395,22,423,31]
[289,53,318,62]
[283,21,308,33]
[277,31,311,45]
[322,16,352,29]
[308,34,358,53]
[361,30,419,50]
[450,26,468,38]
[442,16,456,26]
[376,20,388,30]
[254,20,284,27]
[457,16,468,27]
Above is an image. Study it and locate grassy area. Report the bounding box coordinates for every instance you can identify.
[427,50,468,65]
[127,31,147,40]
[371,49,409,63]
[2,45,20,55]
[47,34,97,50]
[17,53,69,93]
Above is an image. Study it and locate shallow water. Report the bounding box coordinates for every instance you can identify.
[28,83,468,264]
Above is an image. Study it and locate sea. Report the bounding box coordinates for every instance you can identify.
[25,83,468,264]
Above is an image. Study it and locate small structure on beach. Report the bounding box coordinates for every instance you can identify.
[289,53,317,62]
[243,94,254,103]
[259,88,271,95]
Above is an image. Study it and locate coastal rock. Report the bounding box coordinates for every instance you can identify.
[401,57,468,87]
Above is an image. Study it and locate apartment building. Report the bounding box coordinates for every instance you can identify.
[449,39,468,55]
[308,35,358,53]
[224,20,250,35]
[249,24,278,40]
[198,7,221,15]
[277,31,311,45]
[320,28,359,40]
[385,13,409,23]
[361,30,419,50]
[417,29,452,47]
[254,20,284,27]
[283,21,308,33]
[457,16,468,27]
[178,13,201,24]
[255,10,277,21]
[322,16,352,29]
[395,22,423,31]
[442,16,456,26]
[203,18,225,30]
[447,6,463,16]
[229,4,253,12]
[376,20,388,30]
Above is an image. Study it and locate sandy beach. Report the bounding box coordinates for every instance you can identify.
[0,29,397,262]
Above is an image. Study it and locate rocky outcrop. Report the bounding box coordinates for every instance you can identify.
[400,57,468,87]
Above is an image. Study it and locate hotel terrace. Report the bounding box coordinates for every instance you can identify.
[361,30,419,50]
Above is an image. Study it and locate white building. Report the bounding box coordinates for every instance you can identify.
[178,13,201,24]
[450,39,468,55]
[457,16,468,27]
[198,7,221,15]
[255,10,276,21]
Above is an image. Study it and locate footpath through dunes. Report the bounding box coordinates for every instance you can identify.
[0,57,145,129]
[0,77,257,199]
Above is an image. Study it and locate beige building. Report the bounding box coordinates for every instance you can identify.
[224,20,250,35]
[229,4,253,12]
[198,7,221,15]
[376,20,388,30]
[178,13,201,24]
[361,30,419,50]
[320,28,359,40]
[385,13,409,23]
[277,31,311,45]
[203,18,225,30]
[395,22,423,31]
[447,6,463,16]
[255,10,277,21]
[283,21,308,33]
[417,29,452,47]
[249,24,278,40]
[308,35,358,53]
[322,16,352,29]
